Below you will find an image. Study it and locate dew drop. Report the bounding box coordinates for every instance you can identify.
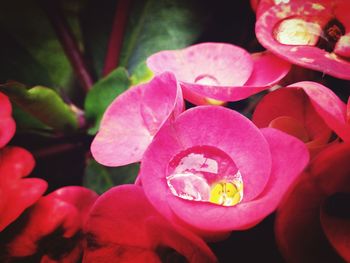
[194,74,220,86]
[273,17,322,46]
[166,145,243,207]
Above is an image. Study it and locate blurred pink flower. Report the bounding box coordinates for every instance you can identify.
[83,184,217,263]
[140,106,308,239]
[91,72,183,167]
[147,42,290,105]
[256,0,350,79]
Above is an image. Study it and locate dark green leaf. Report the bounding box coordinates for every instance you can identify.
[83,159,139,194]
[120,0,204,73]
[0,82,78,132]
[0,0,74,92]
[84,67,131,135]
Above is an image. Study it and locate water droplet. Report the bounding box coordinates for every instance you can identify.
[166,146,243,206]
[194,74,220,86]
[273,17,322,46]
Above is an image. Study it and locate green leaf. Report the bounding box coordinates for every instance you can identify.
[0,0,73,91]
[120,0,204,73]
[84,67,131,135]
[0,82,78,132]
[83,159,139,194]
[130,61,154,86]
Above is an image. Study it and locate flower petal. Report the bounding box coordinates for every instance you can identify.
[256,1,350,79]
[287,81,349,142]
[91,72,183,167]
[141,106,273,236]
[0,147,47,232]
[83,185,217,263]
[166,128,308,233]
[276,143,350,262]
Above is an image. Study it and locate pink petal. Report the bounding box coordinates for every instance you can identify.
[182,51,291,103]
[287,81,349,142]
[276,143,350,262]
[148,43,290,104]
[141,106,273,236]
[255,1,350,80]
[166,128,308,233]
[147,42,254,87]
[83,185,217,263]
[91,72,183,167]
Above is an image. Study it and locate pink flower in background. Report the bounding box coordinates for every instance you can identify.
[4,186,98,262]
[0,92,16,148]
[276,143,350,262]
[140,106,308,239]
[0,146,47,232]
[83,184,217,263]
[91,72,183,167]
[256,0,350,80]
[147,42,290,105]
[252,81,347,156]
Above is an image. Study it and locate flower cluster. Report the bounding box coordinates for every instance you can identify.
[1,0,350,262]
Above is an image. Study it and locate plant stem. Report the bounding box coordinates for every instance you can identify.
[33,142,83,159]
[41,0,94,92]
[103,0,132,76]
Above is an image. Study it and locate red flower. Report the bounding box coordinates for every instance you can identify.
[3,186,97,262]
[276,143,350,262]
[83,184,217,263]
[139,106,308,239]
[0,92,16,148]
[0,146,47,232]
[147,42,290,105]
[252,81,348,156]
[256,0,350,79]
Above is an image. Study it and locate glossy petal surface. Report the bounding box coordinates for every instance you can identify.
[147,43,290,104]
[83,185,217,263]
[91,72,183,166]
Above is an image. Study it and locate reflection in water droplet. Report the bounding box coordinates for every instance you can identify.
[166,146,243,207]
[273,17,322,46]
[194,74,220,86]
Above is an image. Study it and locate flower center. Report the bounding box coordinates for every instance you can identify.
[166,145,243,207]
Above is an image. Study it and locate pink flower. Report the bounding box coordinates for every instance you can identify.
[4,186,98,262]
[0,146,47,232]
[255,0,350,79]
[83,184,217,263]
[139,106,308,239]
[252,81,347,156]
[147,42,290,105]
[91,72,183,167]
[276,143,350,262]
[0,92,16,148]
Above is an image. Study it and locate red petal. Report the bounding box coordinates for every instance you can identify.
[83,185,216,263]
